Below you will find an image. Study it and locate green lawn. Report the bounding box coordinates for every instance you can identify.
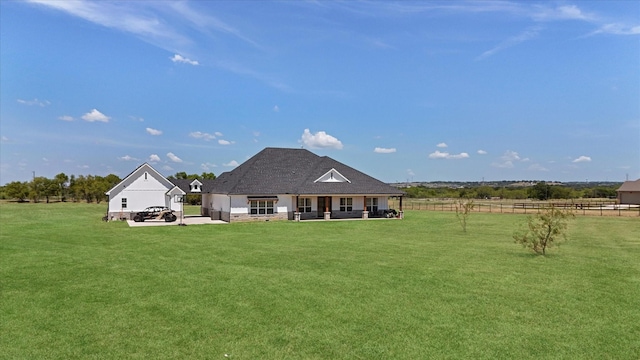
[1,202,639,359]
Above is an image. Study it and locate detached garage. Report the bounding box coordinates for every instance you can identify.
[617,179,640,205]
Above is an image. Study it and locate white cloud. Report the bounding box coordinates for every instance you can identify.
[166,152,183,163]
[374,147,396,154]
[146,127,162,136]
[81,109,110,122]
[573,155,592,163]
[407,169,415,177]
[17,98,50,107]
[26,0,191,49]
[189,131,216,141]
[119,155,139,161]
[58,115,74,121]
[477,26,541,60]
[201,162,217,171]
[491,150,525,168]
[449,152,470,159]
[428,150,469,160]
[436,142,448,148]
[589,23,640,36]
[218,139,235,145]
[149,154,161,163]
[492,161,514,169]
[224,160,239,167]
[215,131,223,137]
[528,163,549,172]
[129,115,144,122]
[162,165,173,171]
[1,136,9,142]
[171,54,199,65]
[300,129,344,150]
[273,105,280,112]
[477,150,487,155]
[429,150,449,159]
[502,150,521,161]
[167,1,259,47]
[532,5,592,22]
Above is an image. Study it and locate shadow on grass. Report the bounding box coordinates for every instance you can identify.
[510,250,561,259]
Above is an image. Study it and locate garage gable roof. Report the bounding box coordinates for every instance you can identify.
[105,162,175,197]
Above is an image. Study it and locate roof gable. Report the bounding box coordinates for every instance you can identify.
[166,185,186,197]
[314,168,350,183]
[105,163,174,197]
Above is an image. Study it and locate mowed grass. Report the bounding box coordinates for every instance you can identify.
[1,203,639,359]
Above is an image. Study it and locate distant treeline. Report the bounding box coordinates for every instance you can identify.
[0,173,121,204]
[401,182,621,200]
[0,171,216,204]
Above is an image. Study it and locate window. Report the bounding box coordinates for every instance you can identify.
[250,200,274,215]
[298,198,312,213]
[340,197,353,211]
[121,198,127,209]
[366,198,378,213]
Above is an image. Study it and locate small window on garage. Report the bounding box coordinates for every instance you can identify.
[122,198,127,209]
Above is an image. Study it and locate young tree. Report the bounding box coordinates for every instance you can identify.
[454,198,475,232]
[513,205,575,255]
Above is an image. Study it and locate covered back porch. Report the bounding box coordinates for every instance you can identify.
[293,194,403,221]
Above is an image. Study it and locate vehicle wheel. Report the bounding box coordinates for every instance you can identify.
[165,214,177,222]
[133,215,143,222]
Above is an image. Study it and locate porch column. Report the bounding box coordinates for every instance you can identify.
[294,195,301,222]
[363,196,368,219]
[324,196,331,220]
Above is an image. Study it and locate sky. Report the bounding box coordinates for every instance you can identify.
[1,0,639,185]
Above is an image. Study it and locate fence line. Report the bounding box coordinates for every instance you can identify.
[389,199,640,217]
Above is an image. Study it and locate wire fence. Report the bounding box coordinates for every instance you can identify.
[389,198,640,217]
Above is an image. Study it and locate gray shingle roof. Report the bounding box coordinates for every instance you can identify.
[171,178,217,194]
[617,179,640,192]
[210,147,405,196]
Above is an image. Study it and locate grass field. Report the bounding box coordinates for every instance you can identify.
[1,202,639,359]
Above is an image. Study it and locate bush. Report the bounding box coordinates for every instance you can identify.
[513,205,574,255]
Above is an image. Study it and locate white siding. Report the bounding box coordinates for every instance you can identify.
[108,172,170,214]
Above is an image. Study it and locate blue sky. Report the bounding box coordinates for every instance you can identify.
[1,1,638,184]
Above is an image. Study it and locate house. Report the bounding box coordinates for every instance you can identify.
[106,148,405,222]
[202,147,405,222]
[105,163,194,220]
[617,179,640,205]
